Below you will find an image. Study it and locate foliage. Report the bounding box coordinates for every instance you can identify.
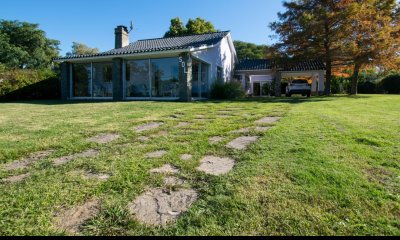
[379,74,400,94]
[0,20,60,69]
[66,42,99,56]
[0,64,59,100]
[164,17,216,37]
[234,41,268,60]
[210,81,245,99]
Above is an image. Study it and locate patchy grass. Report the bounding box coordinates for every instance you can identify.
[0,95,399,236]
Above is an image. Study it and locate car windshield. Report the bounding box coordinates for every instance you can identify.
[292,80,308,84]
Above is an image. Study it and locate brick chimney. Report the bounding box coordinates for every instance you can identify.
[115,26,129,49]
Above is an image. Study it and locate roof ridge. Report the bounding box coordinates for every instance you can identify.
[131,31,230,43]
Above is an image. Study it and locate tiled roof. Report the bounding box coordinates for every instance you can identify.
[56,31,230,60]
[235,59,325,71]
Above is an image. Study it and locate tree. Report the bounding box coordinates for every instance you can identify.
[164,17,217,37]
[270,0,350,95]
[67,42,99,56]
[234,41,270,60]
[343,0,400,94]
[0,20,60,69]
[164,18,186,38]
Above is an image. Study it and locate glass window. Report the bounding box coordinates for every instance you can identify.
[192,60,200,98]
[126,60,150,97]
[72,63,92,97]
[201,63,209,97]
[92,62,113,97]
[151,58,179,98]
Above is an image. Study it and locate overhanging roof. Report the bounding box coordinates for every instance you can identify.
[236,59,326,72]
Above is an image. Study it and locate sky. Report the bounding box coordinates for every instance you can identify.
[1,0,285,56]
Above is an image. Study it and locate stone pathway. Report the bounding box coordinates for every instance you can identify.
[209,136,224,144]
[146,150,167,159]
[180,154,193,161]
[53,150,99,166]
[1,173,31,184]
[255,117,281,125]
[135,122,164,133]
[87,133,120,144]
[150,164,180,174]
[82,172,110,181]
[3,150,54,171]
[226,136,259,150]
[197,156,235,176]
[175,122,190,128]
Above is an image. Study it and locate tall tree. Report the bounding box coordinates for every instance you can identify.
[67,42,99,56]
[270,0,350,95]
[234,41,269,60]
[0,20,60,69]
[164,18,186,38]
[343,0,400,94]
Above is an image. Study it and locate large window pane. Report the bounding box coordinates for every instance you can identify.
[201,63,209,97]
[92,62,113,97]
[151,58,179,98]
[72,63,92,97]
[126,60,150,97]
[192,61,200,98]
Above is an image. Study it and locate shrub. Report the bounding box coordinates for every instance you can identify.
[379,74,400,94]
[358,81,377,94]
[210,81,245,99]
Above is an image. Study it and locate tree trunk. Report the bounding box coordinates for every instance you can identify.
[324,20,331,96]
[325,59,332,96]
[351,63,361,95]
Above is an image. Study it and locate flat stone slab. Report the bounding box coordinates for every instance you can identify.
[137,136,150,142]
[53,150,100,166]
[164,177,186,186]
[54,199,100,235]
[3,150,53,171]
[255,127,271,133]
[180,154,193,161]
[255,117,281,124]
[128,188,198,227]
[226,136,259,150]
[135,122,164,133]
[150,164,180,174]
[231,128,251,134]
[197,156,235,176]
[88,133,120,144]
[175,122,190,128]
[146,150,167,159]
[1,173,31,184]
[209,136,224,144]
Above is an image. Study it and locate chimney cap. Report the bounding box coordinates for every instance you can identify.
[116,25,128,32]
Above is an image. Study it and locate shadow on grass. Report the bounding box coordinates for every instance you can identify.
[0,95,374,106]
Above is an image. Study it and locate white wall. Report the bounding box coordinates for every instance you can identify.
[191,34,236,89]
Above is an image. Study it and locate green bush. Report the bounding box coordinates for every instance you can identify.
[358,81,377,94]
[379,74,400,94]
[0,64,60,100]
[210,81,245,99]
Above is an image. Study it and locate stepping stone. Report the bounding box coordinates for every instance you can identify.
[231,128,251,134]
[164,177,186,186]
[53,150,100,166]
[150,164,179,174]
[197,156,235,176]
[209,136,224,144]
[1,173,31,184]
[154,131,168,137]
[175,122,189,128]
[82,172,110,181]
[255,127,271,133]
[180,154,193,161]
[255,117,281,124]
[3,150,54,171]
[226,136,259,150]
[88,133,120,144]
[128,188,198,227]
[53,199,100,235]
[137,136,150,142]
[135,122,164,133]
[146,150,167,159]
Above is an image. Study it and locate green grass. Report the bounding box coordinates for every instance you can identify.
[0,95,399,236]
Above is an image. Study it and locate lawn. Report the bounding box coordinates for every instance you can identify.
[0,95,399,236]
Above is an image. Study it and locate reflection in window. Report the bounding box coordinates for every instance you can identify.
[72,63,92,97]
[92,62,113,97]
[192,60,209,98]
[201,63,209,97]
[151,58,179,98]
[192,61,200,98]
[126,60,150,97]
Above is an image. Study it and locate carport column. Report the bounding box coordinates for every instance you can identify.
[318,70,325,95]
[60,62,70,100]
[275,72,282,97]
[179,53,192,102]
[112,58,123,101]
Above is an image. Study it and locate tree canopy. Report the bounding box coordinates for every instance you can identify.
[67,42,99,56]
[0,20,60,69]
[164,17,217,37]
[234,41,268,60]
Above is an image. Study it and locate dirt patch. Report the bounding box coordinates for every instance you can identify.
[54,198,101,235]
[53,150,100,166]
[255,117,281,125]
[164,177,186,186]
[146,150,167,159]
[209,136,224,144]
[180,154,193,161]
[3,150,53,171]
[1,173,31,184]
[88,133,120,144]
[196,156,235,176]
[231,128,251,134]
[150,164,180,174]
[128,188,198,227]
[175,122,190,128]
[135,122,164,133]
[226,136,259,150]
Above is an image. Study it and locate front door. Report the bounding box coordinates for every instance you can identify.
[253,82,261,96]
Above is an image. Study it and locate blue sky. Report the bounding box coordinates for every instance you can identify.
[1,0,285,56]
